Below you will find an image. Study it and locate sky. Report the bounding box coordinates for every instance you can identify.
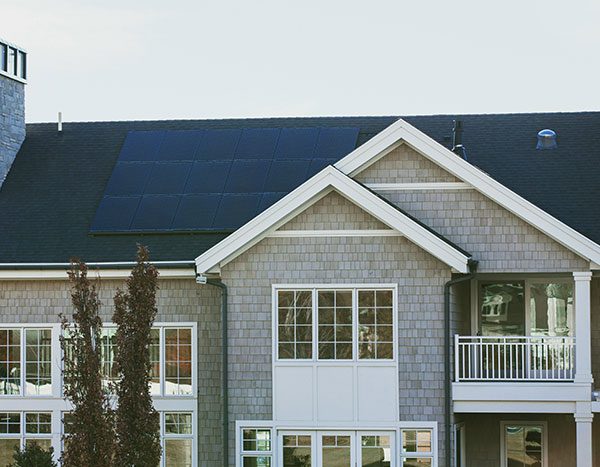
[4,0,600,123]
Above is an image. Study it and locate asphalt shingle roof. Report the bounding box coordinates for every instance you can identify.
[1,112,599,263]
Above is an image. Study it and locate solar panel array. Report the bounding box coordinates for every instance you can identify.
[91,127,360,232]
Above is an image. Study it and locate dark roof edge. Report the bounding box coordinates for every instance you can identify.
[0,261,195,270]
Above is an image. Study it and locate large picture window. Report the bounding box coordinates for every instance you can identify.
[276,287,395,361]
[98,325,194,396]
[0,328,52,396]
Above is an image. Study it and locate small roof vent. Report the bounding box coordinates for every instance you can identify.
[536,129,557,150]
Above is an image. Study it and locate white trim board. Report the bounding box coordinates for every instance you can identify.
[195,166,471,274]
[0,267,196,281]
[365,182,471,191]
[267,229,402,238]
[335,119,600,267]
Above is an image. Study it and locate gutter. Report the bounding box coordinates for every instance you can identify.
[444,259,478,467]
[201,275,229,467]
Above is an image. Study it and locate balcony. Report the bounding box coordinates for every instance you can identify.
[455,335,576,382]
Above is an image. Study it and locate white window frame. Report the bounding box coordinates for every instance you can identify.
[272,284,398,364]
[500,420,548,467]
[64,322,198,399]
[236,421,437,467]
[0,411,53,452]
[160,411,196,467]
[0,324,61,399]
[0,38,27,83]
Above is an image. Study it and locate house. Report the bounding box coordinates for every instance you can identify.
[1,37,600,467]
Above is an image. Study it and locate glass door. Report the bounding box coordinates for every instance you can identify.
[358,432,394,467]
[318,433,354,467]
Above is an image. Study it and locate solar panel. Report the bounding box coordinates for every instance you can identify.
[145,162,192,195]
[131,195,180,231]
[91,126,359,232]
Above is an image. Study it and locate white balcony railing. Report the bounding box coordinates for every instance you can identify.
[455,335,576,382]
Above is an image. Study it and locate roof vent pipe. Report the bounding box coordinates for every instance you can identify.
[452,120,467,160]
[57,112,62,132]
[536,129,557,150]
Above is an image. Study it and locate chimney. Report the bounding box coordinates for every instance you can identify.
[0,37,27,188]
[452,119,467,160]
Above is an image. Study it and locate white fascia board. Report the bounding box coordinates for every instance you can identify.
[335,119,600,266]
[0,267,195,281]
[195,166,470,274]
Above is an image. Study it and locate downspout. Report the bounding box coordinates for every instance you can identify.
[203,277,229,467]
[444,259,478,467]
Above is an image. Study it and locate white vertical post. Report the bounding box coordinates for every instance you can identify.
[574,271,593,385]
[575,403,593,467]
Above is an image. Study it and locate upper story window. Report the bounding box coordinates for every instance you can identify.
[99,325,194,397]
[0,328,52,396]
[0,40,26,81]
[276,287,396,361]
[479,280,573,337]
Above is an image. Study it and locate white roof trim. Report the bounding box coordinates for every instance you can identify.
[335,119,600,266]
[195,166,471,274]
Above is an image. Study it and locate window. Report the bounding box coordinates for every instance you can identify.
[163,412,193,467]
[529,283,573,337]
[97,325,193,396]
[361,434,391,467]
[0,328,53,396]
[358,290,393,359]
[401,429,433,466]
[502,422,545,467]
[276,288,395,361]
[18,51,26,79]
[322,434,352,464]
[241,428,272,466]
[0,44,6,72]
[277,290,313,359]
[0,412,52,465]
[282,434,311,467]
[8,48,17,76]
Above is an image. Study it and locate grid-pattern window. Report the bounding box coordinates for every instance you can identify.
[276,288,395,361]
[0,330,21,395]
[100,328,117,389]
[361,434,392,467]
[0,413,53,464]
[164,412,193,467]
[0,42,26,80]
[358,290,394,360]
[241,428,272,466]
[277,290,313,359]
[25,329,52,396]
[318,291,353,360]
[282,434,311,467]
[401,429,433,466]
[165,328,192,396]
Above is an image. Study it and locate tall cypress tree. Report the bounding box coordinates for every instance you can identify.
[60,260,115,467]
[113,245,162,466]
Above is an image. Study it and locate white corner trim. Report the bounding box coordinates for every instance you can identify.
[268,229,402,238]
[335,119,600,266]
[195,166,471,274]
[365,182,472,191]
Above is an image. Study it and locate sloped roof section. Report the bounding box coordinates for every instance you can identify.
[195,166,472,274]
[1,112,600,263]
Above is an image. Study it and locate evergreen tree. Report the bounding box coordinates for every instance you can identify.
[60,260,115,467]
[113,245,162,466]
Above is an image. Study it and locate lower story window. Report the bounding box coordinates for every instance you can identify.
[501,422,545,467]
[239,426,435,467]
[0,412,52,465]
[163,412,194,467]
[241,428,272,466]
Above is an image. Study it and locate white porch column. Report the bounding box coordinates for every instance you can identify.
[574,271,593,385]
[575,403,593,467]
